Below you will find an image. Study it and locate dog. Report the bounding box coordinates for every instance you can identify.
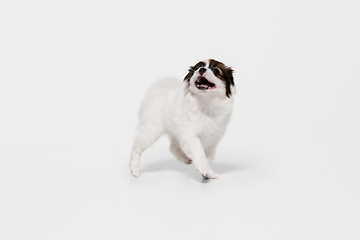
[129,59,235,179]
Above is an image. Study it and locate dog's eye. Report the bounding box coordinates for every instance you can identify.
[212,68,220,75]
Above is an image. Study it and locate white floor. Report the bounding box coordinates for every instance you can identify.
[1,125,359,240]
[2,0,360,239]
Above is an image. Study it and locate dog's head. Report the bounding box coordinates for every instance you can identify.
[184,59,235,98]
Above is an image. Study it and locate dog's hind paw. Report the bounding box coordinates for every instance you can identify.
[180,158,192,164]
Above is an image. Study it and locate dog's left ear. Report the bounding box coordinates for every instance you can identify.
[225,67,235,98]
[226,67,234,85]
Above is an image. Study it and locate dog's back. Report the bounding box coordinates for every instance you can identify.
[137,78,182,124]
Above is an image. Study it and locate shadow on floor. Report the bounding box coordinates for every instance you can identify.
[141,158,251,182]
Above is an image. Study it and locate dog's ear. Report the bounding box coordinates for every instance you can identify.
[184,61,205,82]
[183,67,194,82]
[224,67,235,98]
[226,67,234,86]
[183,66,195,93]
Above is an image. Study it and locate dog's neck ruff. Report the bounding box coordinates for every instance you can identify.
[185,91,233,117]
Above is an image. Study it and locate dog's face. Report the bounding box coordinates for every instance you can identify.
[184,59,235,98]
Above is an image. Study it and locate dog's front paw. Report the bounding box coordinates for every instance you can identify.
[195,163,210,177]
[203,169,219,179]
[129,163,140,177]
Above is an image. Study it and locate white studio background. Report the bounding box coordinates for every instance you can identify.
[1,0,360,239]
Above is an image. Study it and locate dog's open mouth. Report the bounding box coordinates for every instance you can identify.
[195,77,216,90]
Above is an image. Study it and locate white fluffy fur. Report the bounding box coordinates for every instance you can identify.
[129,59,235,179]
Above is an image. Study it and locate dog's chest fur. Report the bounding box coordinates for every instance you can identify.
[184,95,233,147]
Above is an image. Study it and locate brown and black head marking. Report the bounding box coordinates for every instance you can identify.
[184,59,235,98]
[208,59,234,98]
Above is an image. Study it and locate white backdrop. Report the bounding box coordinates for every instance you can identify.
[1,0,360,239]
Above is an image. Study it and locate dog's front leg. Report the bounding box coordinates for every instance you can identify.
[204,146,219,179]
[179,137,210,178]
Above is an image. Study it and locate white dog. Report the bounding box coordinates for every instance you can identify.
[129,59,235,179]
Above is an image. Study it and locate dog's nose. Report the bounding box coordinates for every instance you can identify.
[199,68,206,75]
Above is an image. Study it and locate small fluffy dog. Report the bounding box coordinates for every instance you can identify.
[129,59,235,179]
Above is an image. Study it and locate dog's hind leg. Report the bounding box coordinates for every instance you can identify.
[129,123,163,177]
